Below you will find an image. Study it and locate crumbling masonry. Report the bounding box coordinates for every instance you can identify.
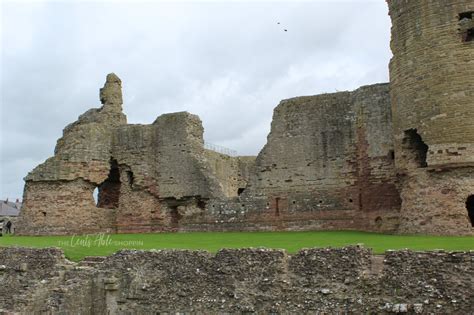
[1,247,473,314]
[17,0,474,235]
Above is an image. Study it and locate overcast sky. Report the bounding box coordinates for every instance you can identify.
[1,0,392,200]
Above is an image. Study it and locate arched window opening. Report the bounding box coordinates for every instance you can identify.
[93,187,99,205]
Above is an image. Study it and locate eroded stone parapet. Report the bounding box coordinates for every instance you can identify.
[0,247,472,314]
[25,73,127,184]
[100,73,123,109]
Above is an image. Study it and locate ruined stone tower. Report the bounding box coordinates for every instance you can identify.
[16,74,128,234]
[388,0,474,234]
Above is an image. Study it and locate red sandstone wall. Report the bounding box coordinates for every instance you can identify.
[17,180,115,235]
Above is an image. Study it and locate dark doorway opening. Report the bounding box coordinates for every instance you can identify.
[374,216,383,228]
[97,159,121,209]
[170,206,182,227]
[402,129,428,168]
[197,199,207,210]
[126,170,134,187]
[237,188,245,195]
[464,28,474,42]
[275,197,280,216]
[466,195,474,227]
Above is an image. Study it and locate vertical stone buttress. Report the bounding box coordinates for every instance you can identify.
[388,0,474,234]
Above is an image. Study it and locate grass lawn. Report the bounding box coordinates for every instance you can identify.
[0,231,473,262]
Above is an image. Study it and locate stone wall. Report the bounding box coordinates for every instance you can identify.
[397,168,474,235]
[19,180,116,235]
[204,150,255,198]
[110,113,254,233]
[17,79,402,235]
[200,84,400,233]
[17,77,252,235]
[153,112,222,200]
[0,247,472,314]
[111,124,162,233]
[388,0,474,234]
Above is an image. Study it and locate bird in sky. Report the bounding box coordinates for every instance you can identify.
[277,22,288,32]
[277,21,287,32]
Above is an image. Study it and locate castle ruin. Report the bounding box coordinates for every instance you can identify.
[17,0,474,235]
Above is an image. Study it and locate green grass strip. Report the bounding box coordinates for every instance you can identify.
[1,230,472,262]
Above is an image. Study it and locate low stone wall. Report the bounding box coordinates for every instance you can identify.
[0,246,472,314]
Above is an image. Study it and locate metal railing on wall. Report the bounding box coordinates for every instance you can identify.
[204,142,237,157]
